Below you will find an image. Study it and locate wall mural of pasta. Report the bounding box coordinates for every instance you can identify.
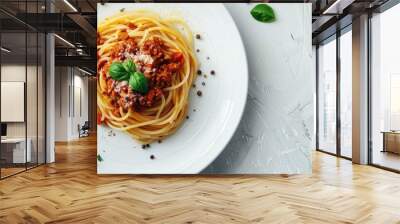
[97,3,313,174]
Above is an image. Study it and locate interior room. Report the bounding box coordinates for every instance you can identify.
[0,8,46,178]
[1,0,400,223]
[370,3,400,171]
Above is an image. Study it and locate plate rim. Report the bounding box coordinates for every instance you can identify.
[178,4,249,173]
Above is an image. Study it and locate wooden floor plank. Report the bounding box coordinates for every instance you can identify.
[0,135,400,223]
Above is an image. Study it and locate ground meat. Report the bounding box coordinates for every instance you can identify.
[97,111,103,125]
[155,52,184,85]
[106,78,115,95]
[171,52,184,65]
[110,39,139,61]
[106,37,185,114]
[97,59,107,72]
[128,23,136,29]
[118,30,129,41]
[151,65,172,88]
[142,38,164,59]
[97,32,105,45]
[144,88,163,107]
[111,86,162,111]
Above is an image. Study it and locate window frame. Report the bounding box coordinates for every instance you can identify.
[315,24,353,161]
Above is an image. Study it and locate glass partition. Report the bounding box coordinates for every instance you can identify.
[27,31,38,169]
[317,37,337,154]
[0,0,46,179]
[0,31,28,177]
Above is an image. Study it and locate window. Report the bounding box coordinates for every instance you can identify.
[390,74,400,130]
[371,3,400,171]
[340,29,352,158]
[318,37,337,154]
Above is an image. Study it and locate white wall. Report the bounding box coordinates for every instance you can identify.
[54,67,89,141]
[1,65,25,137]
[1,65,27,141]
[1,65,36,137]
[54,67,69,141]
[72,73,89,138]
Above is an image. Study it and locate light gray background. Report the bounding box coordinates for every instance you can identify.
[204,3,314,174]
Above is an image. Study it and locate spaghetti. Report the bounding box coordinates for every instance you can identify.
[97,10,198,144]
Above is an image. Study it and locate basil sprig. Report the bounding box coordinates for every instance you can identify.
[129,72,148,94]
[123,60,136,73]
[109,60,148,94]
[251,4,276,23]
[97,154,103,162]
[109,61,130,81]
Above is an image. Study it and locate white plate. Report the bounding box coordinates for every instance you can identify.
[97,3,248,174]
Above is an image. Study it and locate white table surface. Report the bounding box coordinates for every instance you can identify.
[204,3,314,174]
[1,137,32,163]
[1,138,26,143]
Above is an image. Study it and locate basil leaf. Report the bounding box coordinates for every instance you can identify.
[123,59,136,73]
[97,154,103,162]
[129,73,139,92]
[109,61,129,81]
[251,4,275,23]
[129,72,149,94]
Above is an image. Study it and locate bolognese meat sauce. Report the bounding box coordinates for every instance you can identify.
[97,36,184,113]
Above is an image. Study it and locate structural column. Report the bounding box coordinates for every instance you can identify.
[45,0,56,163]
[352,14,369,164]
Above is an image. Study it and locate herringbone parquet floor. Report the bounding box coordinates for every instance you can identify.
[1,135,400,224]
